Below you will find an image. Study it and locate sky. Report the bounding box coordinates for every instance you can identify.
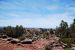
[0,0,75,28]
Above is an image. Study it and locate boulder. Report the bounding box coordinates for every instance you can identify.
[10,38,20,44]
[21,38,32,44]
[7,37,12,41]
[0,34,7,38]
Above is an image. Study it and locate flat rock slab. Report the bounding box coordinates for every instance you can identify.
[52,47,64,50]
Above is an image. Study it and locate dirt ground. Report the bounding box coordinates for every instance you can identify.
[0,38,64,50]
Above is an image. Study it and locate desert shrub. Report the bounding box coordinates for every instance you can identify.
[65,48,72,50]
[61,38,71,44]
[45,45,51,50]
[3,25,24,38]
[18,34,26,41]
[60,38,72,47]
[18,36,25,41]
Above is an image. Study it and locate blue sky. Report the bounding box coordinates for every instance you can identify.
[0,0,75,28]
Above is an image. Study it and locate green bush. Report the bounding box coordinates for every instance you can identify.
[60,38,72,47]
[61,38,71,44]
[65,48,72,50]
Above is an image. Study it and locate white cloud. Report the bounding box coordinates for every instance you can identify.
[0,0,75,28]
[0,12,74,28]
